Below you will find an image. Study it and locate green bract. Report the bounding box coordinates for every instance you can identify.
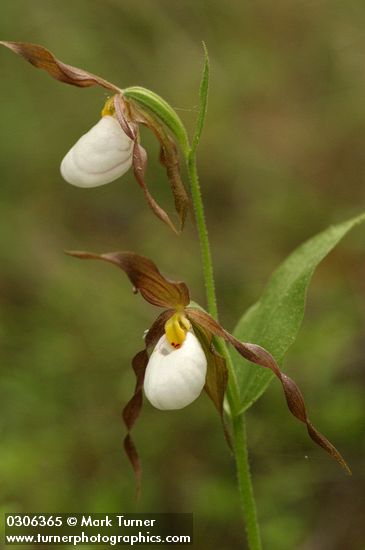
[123,86,190,157]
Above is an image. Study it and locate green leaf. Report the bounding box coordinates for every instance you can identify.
[233,212,365,412]
[190,42,209,158]
[123,86,190,157]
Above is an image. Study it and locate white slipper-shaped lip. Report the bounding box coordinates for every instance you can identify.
[144,331,207,410]
[60,115,134,188]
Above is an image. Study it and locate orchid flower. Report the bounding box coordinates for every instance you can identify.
[0,41,190,234]
[66,249,350,493]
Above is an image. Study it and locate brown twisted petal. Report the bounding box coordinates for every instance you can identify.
[159,137,190,232]
[122,310,174,497]
[113,95,138,140]
[65,250,190,309]
[192,322,231,450]
[0,41,120,92]
[113,95,184,235]
[186,308,351,474]
[132,142,181,234]
[123,349,148,500]
[129,103,190,232]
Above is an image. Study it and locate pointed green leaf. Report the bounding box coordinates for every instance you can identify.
[190,42,209,157]
[123,86,190,157]
[233,212,365,412]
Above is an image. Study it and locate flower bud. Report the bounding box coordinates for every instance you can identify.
[144,332,207,410]
[60,115,133,188]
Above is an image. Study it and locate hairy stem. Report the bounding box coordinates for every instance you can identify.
[186,151,262,550]
[187,153,218,320]
[233,413,263,550]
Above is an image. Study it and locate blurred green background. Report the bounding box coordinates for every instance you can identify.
[1,1,365,549]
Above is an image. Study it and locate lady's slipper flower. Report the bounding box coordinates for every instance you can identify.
[1,40,190,234]
[67,249,351,492]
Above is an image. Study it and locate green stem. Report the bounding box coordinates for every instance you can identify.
[233,414,263,550]
[187,152,262,550]
[187,151,238,411]
[187,153,218,320]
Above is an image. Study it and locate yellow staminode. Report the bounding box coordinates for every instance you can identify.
[101,96,115,117]
[164,312,191,349]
